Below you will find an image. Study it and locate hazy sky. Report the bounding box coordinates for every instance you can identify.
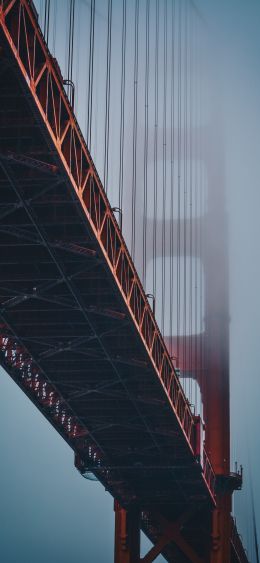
[1,0,260,562]
[196,0,260,558]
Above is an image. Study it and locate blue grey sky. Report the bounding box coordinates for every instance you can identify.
[196,0,260,557]
[1,0,260,562]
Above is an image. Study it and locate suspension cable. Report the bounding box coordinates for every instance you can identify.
[142,0,150,288]
[199,22,204,416]
[67,0,75,105]
[247,447,260,562]
[189,6,194,409]
[183,0,188,394]
[153,0,159,300]
[161,0,167,335]
[177,0,182,365]
[44,0,50,44]
[194,8,198,410]
[52,0,57,55]
[86,0,95,151]
[104,0,113,193]
[118,0,126,221]
[169,0,175,356]
[131,0,139,260]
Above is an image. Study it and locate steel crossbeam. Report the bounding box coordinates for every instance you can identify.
[0,1,250,562]
[0,0,199,463]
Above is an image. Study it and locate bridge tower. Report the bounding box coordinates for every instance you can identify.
[113,117,241,562]
[165,114,242,562]
[203,120,232,563]
[0,1,247,562]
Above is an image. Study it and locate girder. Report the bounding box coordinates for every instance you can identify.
[0,1,249,562]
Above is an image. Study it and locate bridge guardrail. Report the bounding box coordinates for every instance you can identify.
[230,517,249,563]
[0,330,137,504]
[0,0,216,502]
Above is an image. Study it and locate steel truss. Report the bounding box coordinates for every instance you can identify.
[0,1,249,562]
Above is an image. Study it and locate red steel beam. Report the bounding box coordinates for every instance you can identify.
[0,0,215,500]
[0,3,251,561]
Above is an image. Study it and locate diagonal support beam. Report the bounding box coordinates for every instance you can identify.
[0,158,162,458]
[141,507,203,563]
[0,151,59,175]
[141,523,203,563]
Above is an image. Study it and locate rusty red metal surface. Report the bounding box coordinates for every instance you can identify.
[0,0,196,452]
[0,1,249,561]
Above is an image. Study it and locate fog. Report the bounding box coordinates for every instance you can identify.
[197,0,260,557]
[0,0,259,561]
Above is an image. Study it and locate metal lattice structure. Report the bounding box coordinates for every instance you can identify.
[0,1,249,561]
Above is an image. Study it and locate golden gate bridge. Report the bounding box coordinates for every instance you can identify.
[0,0,257,561]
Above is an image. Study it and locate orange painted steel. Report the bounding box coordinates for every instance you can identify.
[0,1,250,562]
[0,0,214,497]
[114,501,140,563]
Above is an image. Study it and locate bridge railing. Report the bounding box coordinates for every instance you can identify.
[203,449,216,499]
[0,0,215,502]
[0,331,89,440]
[0,330,137,503]
[230,517,250,563]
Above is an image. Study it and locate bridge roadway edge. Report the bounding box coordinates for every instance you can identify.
[0,1,249,562]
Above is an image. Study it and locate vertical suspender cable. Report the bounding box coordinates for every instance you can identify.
[183,0,188,393]
[104,0,113,193]
[198,32,202,408]
[131,0,139,260]
[142,0,150,288]
[66,1,72,101]
[198,26,204,415]
[86,0,96,151]
[248,450,260,563]
[118,0,127,219]
[177,0,182,365]
[67,0,75,105]
[74,5,80,115]
[252,495,260,563]
[39,0,44,26]
[170,0,175,355]
[52,0,57,55]
[161,0,167,335]
[153,0,159,301]
[194,11,198,410]
[68,0,75,83]
[186,2,191,404]
[189,7,193,408]
[44,0,50,44]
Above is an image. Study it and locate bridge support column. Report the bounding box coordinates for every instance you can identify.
[114,501,140,563]
[211,494,231,563]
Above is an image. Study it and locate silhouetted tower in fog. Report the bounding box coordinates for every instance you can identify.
[0,1,248,561]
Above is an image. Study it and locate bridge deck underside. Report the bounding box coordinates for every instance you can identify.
[0,24,216,561]
[0,45,210,500]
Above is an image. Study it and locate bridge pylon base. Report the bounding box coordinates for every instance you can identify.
[114,501,140,563]
[210,494,231,563]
